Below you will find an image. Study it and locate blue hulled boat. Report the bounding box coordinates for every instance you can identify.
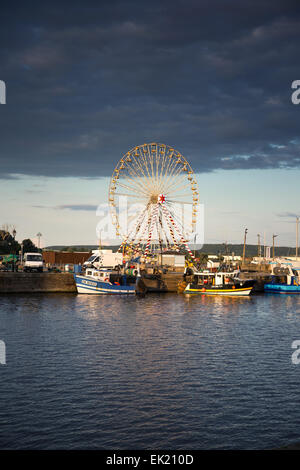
[74,268,136,294]
[264,265,300,294]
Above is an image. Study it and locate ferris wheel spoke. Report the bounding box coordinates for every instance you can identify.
[117,167,148,195]
[161,151,178,181]
[117,179,148,197]
[162,173,189,194]
[131,152,152,183]
[116,181,150,198]
[159,163,182,195]
[148,146,155,183]
[138,149,157,191]
[150,145,160,193]
[164,172,194,191]
[142,145,156,185]
[157,146,168,189]
[124,155,153,187]
[121,175,152,199]
[157,150,176,189]
[164,186,190,201]
[120,165,152,193]
[113,191,148,200]
[121,160,155,194]
[166,200,194,205]
[160,162,187,193]
[165,186,194,197]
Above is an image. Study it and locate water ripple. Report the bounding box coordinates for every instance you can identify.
[0,293,300,449]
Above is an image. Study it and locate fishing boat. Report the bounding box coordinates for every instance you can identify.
[74,267,137,294]
[264,265,300,294]
[184,271,255,296]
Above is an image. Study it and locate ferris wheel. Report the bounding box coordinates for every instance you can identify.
[108,143,199,258]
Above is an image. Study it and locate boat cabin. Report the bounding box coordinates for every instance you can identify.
[192,271,240,287]
[270,265,300,286]
[85,268,112,280]
[84,267,137,286]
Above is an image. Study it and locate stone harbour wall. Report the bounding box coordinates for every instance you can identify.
[0,272,77,293]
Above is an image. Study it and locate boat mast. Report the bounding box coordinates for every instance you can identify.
[272,234,278,259]
[242,228,248,265]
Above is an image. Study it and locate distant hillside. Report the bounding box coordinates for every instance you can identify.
[197,244,295,257]
[44,243,297,257]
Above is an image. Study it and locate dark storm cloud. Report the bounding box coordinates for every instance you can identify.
[1,0,300,178]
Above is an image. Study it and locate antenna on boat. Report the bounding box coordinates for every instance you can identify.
[242,228,248,265]
[272,234,278,259]
[98,229,102,252]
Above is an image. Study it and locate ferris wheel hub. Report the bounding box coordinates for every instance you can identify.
[150,193,159,204]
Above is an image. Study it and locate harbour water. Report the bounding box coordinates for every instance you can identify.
[0,293,300,450]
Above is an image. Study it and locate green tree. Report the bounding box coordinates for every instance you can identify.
[0,230,20,254]
[22,239,39,253]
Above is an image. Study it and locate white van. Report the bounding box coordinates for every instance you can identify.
[83,250,123,269]
[23,252,44,273]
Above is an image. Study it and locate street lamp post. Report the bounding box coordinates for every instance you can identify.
[242,228,248,265]
[36,232,42,250]
[272,234,278,259]
[20,243,23,266]
[12,229,16,272]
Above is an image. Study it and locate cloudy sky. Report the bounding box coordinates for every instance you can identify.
[1,0,300,247]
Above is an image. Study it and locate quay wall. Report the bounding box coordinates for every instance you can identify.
[0,270,276,294]
[0,272,77,293]
[0,271,184,294]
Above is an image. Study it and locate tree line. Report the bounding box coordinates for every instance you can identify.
[0,229,39,255]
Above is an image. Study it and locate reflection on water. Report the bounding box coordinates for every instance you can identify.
[184,292,252,310]
[0,292,300,449]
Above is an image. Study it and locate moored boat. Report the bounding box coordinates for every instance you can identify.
[74,268,137,294]
[264,265,300,294]
[184,271,255,296]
